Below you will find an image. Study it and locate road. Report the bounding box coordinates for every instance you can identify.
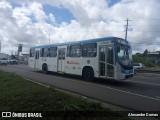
[0,64,160,112]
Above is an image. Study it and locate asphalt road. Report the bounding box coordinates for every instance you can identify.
[0,64,160,112]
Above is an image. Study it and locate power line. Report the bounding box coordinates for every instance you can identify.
[132,19,160,21]
[132,25,160,26]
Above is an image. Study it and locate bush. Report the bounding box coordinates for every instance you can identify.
[144,61,155,67]
[132,54,156,68]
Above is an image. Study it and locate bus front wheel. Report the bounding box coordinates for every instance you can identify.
[42,64,48,74]
[83,67,94,81]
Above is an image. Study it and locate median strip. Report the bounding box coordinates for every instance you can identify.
[0,70,131,119]
[23,77,50,88]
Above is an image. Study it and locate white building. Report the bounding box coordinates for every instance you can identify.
[0,53,9,59]
[19,53,29,64]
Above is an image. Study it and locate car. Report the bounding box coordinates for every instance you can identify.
[9,59,18,64]
[0,58,8,65]
[133,63,144,69]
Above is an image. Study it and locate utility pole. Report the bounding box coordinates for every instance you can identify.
[124,18,131,40]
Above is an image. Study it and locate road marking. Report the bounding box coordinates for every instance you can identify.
[23,73,160,102]
[68,79,160,102]
[23,77,50,88]
[125,80,160,86]
[98,85,160,101]
[156,96,160,99]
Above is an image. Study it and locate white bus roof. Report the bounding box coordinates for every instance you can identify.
[31,37,128,48]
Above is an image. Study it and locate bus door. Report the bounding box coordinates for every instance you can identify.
[35,50,39,68]
[57,49,66,72]
[99,46,114,78]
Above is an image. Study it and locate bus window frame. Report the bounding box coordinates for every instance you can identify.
[30,48,35,57]
[82,43,97,57]
[69,44,82,57]
[49,46,57,57]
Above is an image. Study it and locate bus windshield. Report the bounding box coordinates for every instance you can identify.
[117,44,133,69]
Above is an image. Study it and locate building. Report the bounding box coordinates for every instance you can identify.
[19,53,29,64]
[0,53,9,59]
[147,51,160,63]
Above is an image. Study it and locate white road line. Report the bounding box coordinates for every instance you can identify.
[156,96,160,99]
[23,77,50,88]
[24,76,160,102]
[97,85,160,101]
[125,80,160,86]
[67,79,160,102]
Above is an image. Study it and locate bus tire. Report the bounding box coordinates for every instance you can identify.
[82,67,94,81]
[42,64,48,74]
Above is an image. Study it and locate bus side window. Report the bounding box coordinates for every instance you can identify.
[62,51,65,60]
[40,48,44,57]
[48,48,50,57]
[67,46,70,57]
[107,46,114,64]
[58,50,61,59]
[69,44,81,57]
[82,43,97,57]
[50,47,57,57]
[43,48,49,57]
[30,49,35,57]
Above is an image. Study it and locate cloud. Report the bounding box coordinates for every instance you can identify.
[59,0,108,25]
[106,0,160,52]
[0,0,160,55]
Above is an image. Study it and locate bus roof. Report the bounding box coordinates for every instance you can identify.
[31,37,127,48]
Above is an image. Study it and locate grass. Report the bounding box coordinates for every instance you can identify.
[0,70,131,120]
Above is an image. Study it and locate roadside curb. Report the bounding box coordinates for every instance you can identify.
[23,77,131,112]
[24,77,159,120]
[135,69,160,74]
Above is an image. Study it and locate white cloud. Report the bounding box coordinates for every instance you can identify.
[49,13,56,23]
[105,0,160,53]
[29,2,47,22]
[60,0,108,25]
[0,0,160,55]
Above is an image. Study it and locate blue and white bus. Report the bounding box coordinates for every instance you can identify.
[28,37,134,80]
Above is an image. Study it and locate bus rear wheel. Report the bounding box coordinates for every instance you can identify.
[42,64,48,74]
[83,67,94,81]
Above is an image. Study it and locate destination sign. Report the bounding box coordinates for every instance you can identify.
[117,39,128,45]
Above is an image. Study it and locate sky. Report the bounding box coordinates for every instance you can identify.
[0,0,160,54]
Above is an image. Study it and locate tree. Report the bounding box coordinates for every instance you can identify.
[10,54,16,59]
[143,49,148,55]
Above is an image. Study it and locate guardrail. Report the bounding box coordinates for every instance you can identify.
[135,69,160,74]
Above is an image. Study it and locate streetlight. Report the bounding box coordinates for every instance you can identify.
[45,31,50,45]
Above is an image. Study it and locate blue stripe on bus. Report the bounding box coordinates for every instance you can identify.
[31,37,120,48]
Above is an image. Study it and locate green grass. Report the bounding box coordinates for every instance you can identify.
[0,70,131,120]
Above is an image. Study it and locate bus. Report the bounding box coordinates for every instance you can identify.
[28,37,134,80]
